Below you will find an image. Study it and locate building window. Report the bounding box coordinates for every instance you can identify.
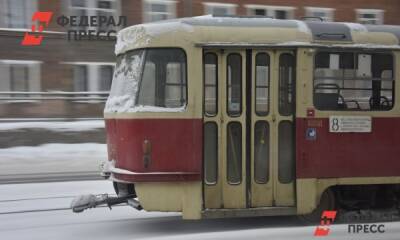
[73,65,88,92]
[356,9,384,24]
[305,7,335,22]
[0,0,37,29]
[69,0,121,31]
[10,65,29,92]
[313,51,394,111]
[143,0,176,22]
[0,60,41,94]
[245,5,295,19]
[99,65,113,91]
[203,2,237,16]
[67,62,114,92]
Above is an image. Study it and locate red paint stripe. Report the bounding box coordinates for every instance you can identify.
[105,118,203,182]
[296,117,400,179]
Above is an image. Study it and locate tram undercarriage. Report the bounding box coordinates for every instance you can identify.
[71,181,400,223]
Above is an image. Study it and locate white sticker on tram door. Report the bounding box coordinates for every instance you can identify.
[329,116,372,133]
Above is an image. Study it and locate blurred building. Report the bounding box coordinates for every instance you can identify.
[1,0,399,119]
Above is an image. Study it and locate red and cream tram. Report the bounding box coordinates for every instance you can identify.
[97,16,400,220]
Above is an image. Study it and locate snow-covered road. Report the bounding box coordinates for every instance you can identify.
[0,120,107,183]
[0,143,106,183]
[1,180,400,240]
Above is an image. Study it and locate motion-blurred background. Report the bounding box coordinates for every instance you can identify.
[0,0,399,183]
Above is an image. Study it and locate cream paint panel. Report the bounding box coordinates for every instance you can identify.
[352,32,398,45]
[297,48,313,111]
[221,50,246,209]
[274,50,296,207]
[296,178,318,214]
[297,177,400,215]
[203,50,223,209]
[116,23,312,56]
[250,50,274,207]
[204,182,222,208]
[135,181,202,219]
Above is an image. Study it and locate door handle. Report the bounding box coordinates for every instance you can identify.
[272,114,276,123]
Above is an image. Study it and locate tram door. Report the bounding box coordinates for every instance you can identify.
[203,49,296,209]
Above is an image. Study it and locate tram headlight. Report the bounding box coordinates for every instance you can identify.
[142,139,152,169]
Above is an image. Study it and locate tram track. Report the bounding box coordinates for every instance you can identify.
[0,191,123,215]
[337,208,400,223]
[0,171,102,184]
[0,205,124,215]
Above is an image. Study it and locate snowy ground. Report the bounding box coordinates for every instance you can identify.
[0,143,106,183]
[0,120,105,132]
[1,180,400,240]
[0,120,106,183]
[0,143,106,175]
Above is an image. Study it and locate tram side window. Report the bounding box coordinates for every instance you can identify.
[227,53,242,117]
[137,49,187,108]
[279,54,295,116]
[314,51,394,111]
[255,53,270,116]
[254,121,269,184]
[204,122,218,185]
[227,122,242,184]
[204,53,218,116]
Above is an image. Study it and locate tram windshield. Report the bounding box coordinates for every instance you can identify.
[105,48,187,113]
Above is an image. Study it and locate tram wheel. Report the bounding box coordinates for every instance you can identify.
[299,188,336,224]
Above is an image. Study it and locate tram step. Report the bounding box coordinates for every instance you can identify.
[201,206,297,219]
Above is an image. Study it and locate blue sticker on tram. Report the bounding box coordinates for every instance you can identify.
[306,128,317,141]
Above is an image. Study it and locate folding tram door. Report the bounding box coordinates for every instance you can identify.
[203,48,296,210]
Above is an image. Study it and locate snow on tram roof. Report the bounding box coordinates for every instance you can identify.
[115,15,400,55]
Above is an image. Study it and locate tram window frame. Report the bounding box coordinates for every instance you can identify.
[254,121,270,184]
[203,53,218,117]
[278,121,295,184]
[255,53,271,116]
[279,53,295,116]
[227,121,242,185]
[136,47,188,109]
[204,122,218,185]
[226,53,243,117]
[313,50,395,111]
